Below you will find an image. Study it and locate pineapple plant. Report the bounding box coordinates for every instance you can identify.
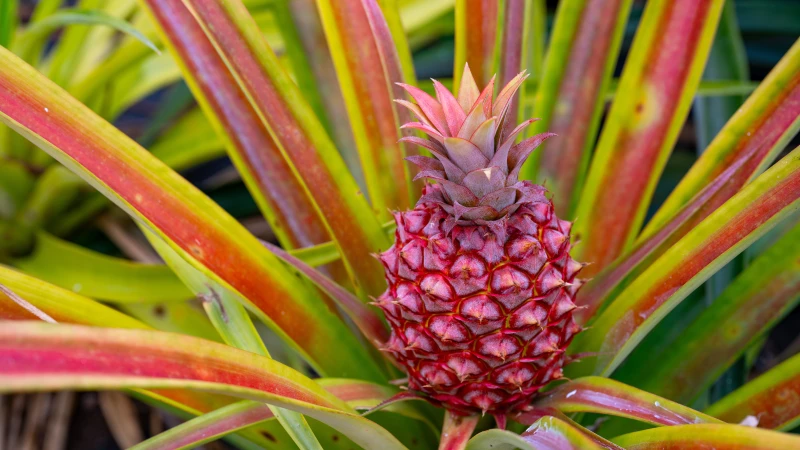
[378,70,583,419]
[0,0,799,449]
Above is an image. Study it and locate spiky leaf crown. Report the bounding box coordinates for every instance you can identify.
[397,66,554,223]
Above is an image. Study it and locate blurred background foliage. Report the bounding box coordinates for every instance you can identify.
[0,0,798,449]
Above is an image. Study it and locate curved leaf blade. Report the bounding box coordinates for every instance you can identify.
[522,0,633,216]
[706,353,800,430]
[141,0,390,297]
[534,377,721,427]
[569,147,800,377]
[139,0,334,255]
[0,45,381,380]
[643,39,800,239]
[13,232,191,304]
[315,0,413,215]
[612,424,800,449]
[0,322,406,450]
[621,220,800,405]
[574,0,725,273]
[453,0,497,89]
[467,417,610,450]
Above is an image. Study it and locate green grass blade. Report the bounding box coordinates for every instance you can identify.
[14,8,158,63]
[573,0,725,273]
[0,0,17,47]
[568,146,800,377]
[12,232,191,303]
[0,264,148,328]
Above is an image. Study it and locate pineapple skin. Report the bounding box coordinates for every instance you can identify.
[377,182,583,416]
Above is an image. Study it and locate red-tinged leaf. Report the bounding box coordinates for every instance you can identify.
[263,242,390,347]
[523,0,633,215]
[280,0,359,167]
[568,147,800,377]
[467,417,612,450]
[130,400,276,450]
[0,322,405,449]
[574,0,725,274]
[0,45,384,380]
[495,0,525,135]
[577,139,763,321]
[617,221,800,405]
[440,410,479,450]
[454,0,498,89]
[0,264,148,328]
[132,379,404,450]
[577,40,800,320]
[315,0,414,215]
[533,377,721,427]
[706,353,800,430]
[0,266,279,444]
[142,0,391,298]
[642,39,800,239]
[611,424,800,449]
[139,0,332,254]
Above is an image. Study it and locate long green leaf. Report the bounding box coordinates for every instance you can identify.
[642,38,800,239]
[0,45,380,380]
[13,232,191,303]
[574,0,725,273]
[706,353,800,430]
[0,0,17,48]
[612,424,800,449]
[142,0,390,298]
[618,220,800,405]
[0,322,406,449]
[568,146,800,377]
[14,8,158,63]
[521,0,633,216]
[0,264,147,327]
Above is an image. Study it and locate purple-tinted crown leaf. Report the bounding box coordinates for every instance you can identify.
[433,79,467,135]
[462,167,506,198]
[394,99,433,127]
[397,83,449,137]
[444,137,489,172]
[400,122,445,143]
[470,117,499,159]
[457,63,481,111]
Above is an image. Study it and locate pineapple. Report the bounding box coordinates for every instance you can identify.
[376,67,584,420]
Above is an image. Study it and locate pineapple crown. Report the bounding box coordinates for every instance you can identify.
[396,65,555,223]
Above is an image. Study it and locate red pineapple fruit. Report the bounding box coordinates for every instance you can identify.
[376,66,585,421]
